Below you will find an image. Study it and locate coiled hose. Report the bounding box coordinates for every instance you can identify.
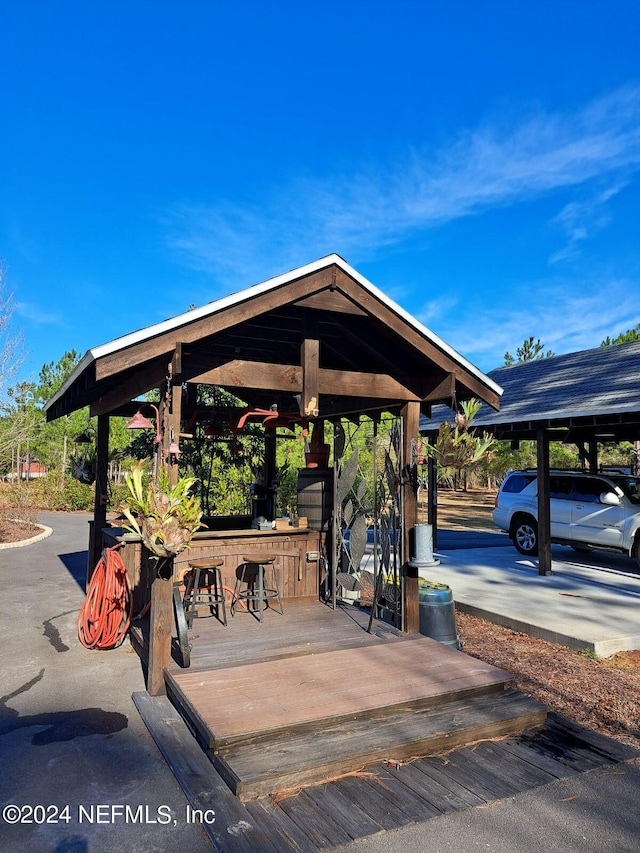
[78,544,133,649]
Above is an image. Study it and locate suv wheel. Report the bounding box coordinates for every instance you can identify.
[512,516,538,556]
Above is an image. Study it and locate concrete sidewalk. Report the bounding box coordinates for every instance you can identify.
[430,531,640,656]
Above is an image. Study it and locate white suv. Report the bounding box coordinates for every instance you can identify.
[493,469,640,566]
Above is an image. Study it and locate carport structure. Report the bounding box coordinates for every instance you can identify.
[420,340,640,574]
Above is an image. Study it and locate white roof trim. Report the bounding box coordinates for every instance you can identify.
[46,254,502,411]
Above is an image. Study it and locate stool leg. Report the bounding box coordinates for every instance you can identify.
[231,564,244,617]
[184,568,201,628]
[214,567,227,626]
[258,563,264,623]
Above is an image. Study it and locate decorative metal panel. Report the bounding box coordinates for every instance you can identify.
[330,415,403,629]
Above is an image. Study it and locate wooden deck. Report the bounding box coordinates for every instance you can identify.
[134,693,640,853]
[132,599,547,800]
[132,600,640,851]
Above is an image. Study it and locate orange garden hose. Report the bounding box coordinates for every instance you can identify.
[78,544,133,649]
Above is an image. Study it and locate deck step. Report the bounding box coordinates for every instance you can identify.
[166,635,513,750]
[212,688,547,801]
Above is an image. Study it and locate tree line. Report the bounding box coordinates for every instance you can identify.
[1,255,639,511]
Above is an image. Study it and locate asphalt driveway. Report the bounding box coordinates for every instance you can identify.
[0,512,212,853]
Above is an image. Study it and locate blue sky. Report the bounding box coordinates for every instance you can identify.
[2,0,640,388]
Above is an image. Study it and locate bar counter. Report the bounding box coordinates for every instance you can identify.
[103,522,324,613]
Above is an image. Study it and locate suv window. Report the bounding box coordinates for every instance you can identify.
[549,476,573,500]
[573,477,609,503]
[610,475,640,505]
[502,473,535,494]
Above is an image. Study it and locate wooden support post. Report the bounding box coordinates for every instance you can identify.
[148,373,175,696]
[300,338,320,418]
[402,402,420,633]
[427,453,438,549]
[264,428,277,518]
[147,561,174,696]
[168,349,183,487]
[88,414,110,586]
[537,427,552,576]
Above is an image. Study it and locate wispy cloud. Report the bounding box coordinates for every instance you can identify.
[427,278,640,370]
[549,181,628,264]
[167,85,640,285]
[15,302,61,324]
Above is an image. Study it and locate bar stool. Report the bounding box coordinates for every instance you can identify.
[231,553,283,622]
[183,558,227,627]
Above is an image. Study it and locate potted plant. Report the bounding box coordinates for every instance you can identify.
[420,398,495,473]
[69,447,96,485]
[120,464,205,569]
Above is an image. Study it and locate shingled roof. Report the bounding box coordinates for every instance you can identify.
[420,339,640,443]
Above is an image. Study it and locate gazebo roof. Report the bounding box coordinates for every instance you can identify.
[420,339,640,443]
[45,254,502,422]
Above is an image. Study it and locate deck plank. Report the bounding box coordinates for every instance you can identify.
[349,768,443,822]
[466,740,559,788]
[382,761,485,812]
[299,782,385,840]
[331,776,416,830]
[275,789,354,848]
[420,750,520,800]
[243,799,318,853]
[131,691,280,853]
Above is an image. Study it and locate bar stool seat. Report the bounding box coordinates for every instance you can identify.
[231,553,283,622]
[183,558,227,627]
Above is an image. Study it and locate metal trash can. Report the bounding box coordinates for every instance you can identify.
[418,582,462,649]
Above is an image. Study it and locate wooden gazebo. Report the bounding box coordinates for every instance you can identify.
[46,254,501,646]
[41,256,551,804]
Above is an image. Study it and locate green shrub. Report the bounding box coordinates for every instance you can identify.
[27,475,94,511]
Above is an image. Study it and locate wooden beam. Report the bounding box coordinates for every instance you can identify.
[293,288,367,316]
[192,360,301,393]
[301,339,320,418]
[168,353,183,487]
[422,372,455,403]
[191,359,420,402]
[402,402,420,634]
[91,263,499,411]
[147,570,173,696]
[90,359,167,416]
[171,341,183,380]
[332,267,501,410]
[88,414,110,585]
